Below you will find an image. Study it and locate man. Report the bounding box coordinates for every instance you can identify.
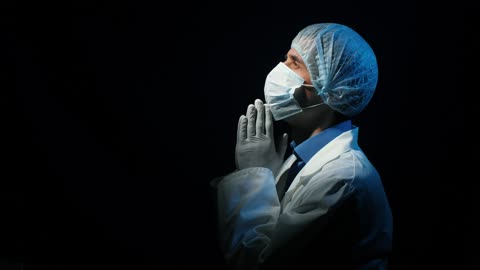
[211,23,393,270]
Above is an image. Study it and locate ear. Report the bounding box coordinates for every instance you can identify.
[304,88,317,98]
[304,88,323,104]
[293,86,308,106]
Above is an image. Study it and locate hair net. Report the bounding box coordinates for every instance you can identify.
[291,23,378,117]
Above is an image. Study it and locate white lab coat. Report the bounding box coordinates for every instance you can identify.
[211,127,389,270]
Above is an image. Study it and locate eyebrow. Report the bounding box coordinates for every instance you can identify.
[286,53,302,64]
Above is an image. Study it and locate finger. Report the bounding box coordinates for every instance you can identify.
[246,104,256,138]
[255,99,265,136]
[237,115,247,143]
[278,133,289,157]
[265,105,273,138]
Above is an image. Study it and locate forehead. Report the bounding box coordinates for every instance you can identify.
[287,48,300,56]
[287,48,304,63]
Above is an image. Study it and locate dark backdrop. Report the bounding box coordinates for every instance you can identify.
[2,0,472,269]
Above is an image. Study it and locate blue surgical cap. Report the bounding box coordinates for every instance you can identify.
[291,23,378,117]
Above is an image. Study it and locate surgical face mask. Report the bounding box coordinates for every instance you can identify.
[264,62,324,121]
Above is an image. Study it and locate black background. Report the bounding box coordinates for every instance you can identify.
[2,0,473,269]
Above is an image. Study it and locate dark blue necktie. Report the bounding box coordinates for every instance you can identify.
[284,155,305,192]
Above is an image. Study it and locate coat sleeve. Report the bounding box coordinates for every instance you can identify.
[211,167,281,270]
[212,160,355,270]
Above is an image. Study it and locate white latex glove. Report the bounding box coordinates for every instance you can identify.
[235,99,289,177]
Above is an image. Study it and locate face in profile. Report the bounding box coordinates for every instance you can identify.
[281,48,327,126]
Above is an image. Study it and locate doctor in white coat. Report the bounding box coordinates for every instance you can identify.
[211,23,393,270]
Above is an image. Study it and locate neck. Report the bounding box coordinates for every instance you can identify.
[290,115,346,144]
[290,127,321,145]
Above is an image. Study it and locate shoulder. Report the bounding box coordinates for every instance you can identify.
[314,149,379,189]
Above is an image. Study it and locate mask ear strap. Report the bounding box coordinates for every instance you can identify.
[302,102,325,110]
[301,84,317,93]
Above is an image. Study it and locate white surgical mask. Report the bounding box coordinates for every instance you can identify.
[264,62,324,121]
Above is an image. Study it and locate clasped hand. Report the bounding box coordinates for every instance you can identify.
[235,99,288,177]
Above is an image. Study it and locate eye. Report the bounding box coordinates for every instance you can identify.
[290,60,301,69]
[283,53,301,69]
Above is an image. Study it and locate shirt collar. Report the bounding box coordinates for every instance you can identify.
[290,120,353,163]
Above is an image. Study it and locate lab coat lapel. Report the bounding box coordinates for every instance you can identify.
[281,128,360,206]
